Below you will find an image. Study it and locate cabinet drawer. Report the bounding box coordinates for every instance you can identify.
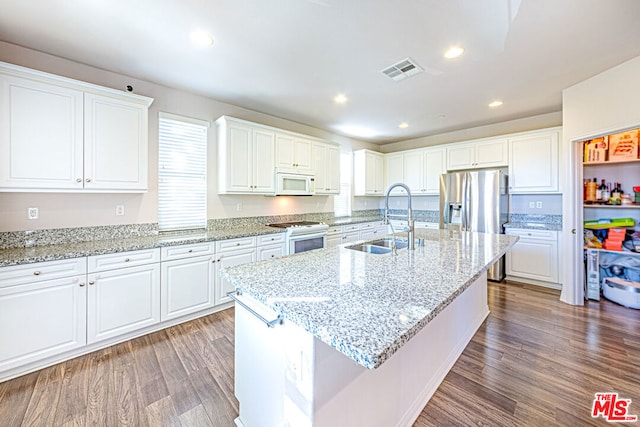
[359,222,375,230]
[88,248,160,272]
[257,233,285,246]
[505,228,557,241]
[341,224,359,232]
[257,244,284,261]
[216,236,256,253]
[327,226,342,235]
[0,257,87,288]
[161,242,215,262]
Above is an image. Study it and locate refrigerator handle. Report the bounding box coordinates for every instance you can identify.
[463,174,470,232]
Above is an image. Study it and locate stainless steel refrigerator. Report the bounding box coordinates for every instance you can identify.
[439,170,509,281]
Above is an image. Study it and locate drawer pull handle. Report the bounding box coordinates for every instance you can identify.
[79,282,86,287]
[33,271,41,276]
[188,249,193,253]
[89,281,95,285]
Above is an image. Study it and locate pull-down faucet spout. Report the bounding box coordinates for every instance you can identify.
[384,183,415,251]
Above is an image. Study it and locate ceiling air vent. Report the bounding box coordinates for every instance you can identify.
[381,57,424,82]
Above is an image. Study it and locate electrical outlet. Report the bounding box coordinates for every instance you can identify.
[528,201,535,208]
[27,207,39,220]
[536,201,543,209]
[115,205,125,216]
[236,203,243,212]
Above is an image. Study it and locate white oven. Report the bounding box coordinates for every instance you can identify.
[288,230,327,255]
[267,221,329,255]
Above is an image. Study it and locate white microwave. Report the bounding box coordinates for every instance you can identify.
[275,172,315,196]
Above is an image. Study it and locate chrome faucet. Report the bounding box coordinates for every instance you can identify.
[384,183,415,251]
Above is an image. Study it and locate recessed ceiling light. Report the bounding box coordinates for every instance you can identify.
[444,46,464,59]
[398,122,409,129]
[190,30,214,47]
[488,100,504,108]
[334,94,348,104]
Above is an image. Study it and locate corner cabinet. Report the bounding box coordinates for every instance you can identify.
[446,138,508,171]
[354,149,384,196]
[0,61,152,192]
[217,116,276,194]
[508,128,560,193]
[313,142,340,194]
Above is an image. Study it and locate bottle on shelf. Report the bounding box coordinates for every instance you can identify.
[586,178,597,202]
[596,179,603,201]
[601,180,610,201]
[612,182,623,199]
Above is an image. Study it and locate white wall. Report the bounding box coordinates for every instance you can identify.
[0,43,379,232]
[561,55,640,304]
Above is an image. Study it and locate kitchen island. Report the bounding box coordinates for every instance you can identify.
[221,229,518,427]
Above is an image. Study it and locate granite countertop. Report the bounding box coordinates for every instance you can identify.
[221,229,518,370]
[503,222,562,231]
[0,225,285,268]
[323,216,384,226]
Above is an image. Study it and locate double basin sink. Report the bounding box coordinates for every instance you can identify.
[346,238,408,255]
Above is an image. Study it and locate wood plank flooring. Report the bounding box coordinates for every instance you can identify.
[1,281,639,426]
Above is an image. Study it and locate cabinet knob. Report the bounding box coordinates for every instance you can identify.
[79,282,86,287]
[124,258,130,262]
[236,243,240,246]
[270,255,275,258]
[85,178,91,183]
[188,249,193,253]
[89,281,95,285]
[76,178,82,183]
[33,271,41,276]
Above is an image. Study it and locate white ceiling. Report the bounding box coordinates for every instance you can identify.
[1,0,640,144]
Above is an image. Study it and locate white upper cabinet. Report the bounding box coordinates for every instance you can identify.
[217,116,276,194]
[0,62,152,192]
[84,92,149,191]
[275,133,313,173]
[385,152,406,195]
[446,138,508,171]
[354,149,384,196]
[403,147,446,195]
[508,128,560,193]
[313,142,340,194]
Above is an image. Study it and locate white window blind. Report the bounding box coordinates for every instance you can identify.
[334,152,352,217]
[158,113,208,231]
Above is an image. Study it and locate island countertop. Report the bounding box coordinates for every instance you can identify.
[221,229,518,370]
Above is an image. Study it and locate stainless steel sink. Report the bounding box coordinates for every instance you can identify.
[368,238,408,249]
[346,238,408,254]
[346,244,393,254]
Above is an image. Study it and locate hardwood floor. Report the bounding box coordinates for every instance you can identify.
[1,281,638,426]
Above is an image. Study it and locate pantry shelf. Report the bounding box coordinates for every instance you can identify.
[583,158,640,166]
[583,204,640,209]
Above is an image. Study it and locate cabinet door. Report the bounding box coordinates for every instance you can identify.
[216,249,256,305]
[447,144,474,171]
[509,131,559,193]
[326,234,342,248]
[84,93,148,191]
[325,145,341,194]
[385,153,406,195]
[161,255,215,321]
[293,137,313,172]
[475,139,508,168]
[313,143,328,194]
[365,152,384,195]
[253,129,276,193]
[506,233,558,283]
[0,74,83,190]
[403,150,424,193]
[275,133,295,170]
[87,263,160,343]
[423,148,445,194]
[224,122,253,192]
[0,275,86,372]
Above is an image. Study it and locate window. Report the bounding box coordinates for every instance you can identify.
[334,151,352,217]
[158,113,208,231]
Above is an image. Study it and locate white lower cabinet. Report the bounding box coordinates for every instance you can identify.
[505,228,559,285]
[326,226,343,248]
[87,248,161,344]
[0,274,87,372]
[87,262,160,344]
[161,255,215,321]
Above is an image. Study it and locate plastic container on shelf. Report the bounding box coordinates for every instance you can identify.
[584,218,635,229]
